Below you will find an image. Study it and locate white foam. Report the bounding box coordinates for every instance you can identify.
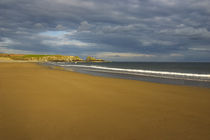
[59,64,210,79]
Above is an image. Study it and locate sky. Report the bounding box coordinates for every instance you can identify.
[0,0,210,61]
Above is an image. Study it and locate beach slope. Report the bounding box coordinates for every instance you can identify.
[0,63,210,140]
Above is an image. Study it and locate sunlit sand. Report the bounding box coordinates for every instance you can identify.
[1,62,210,140]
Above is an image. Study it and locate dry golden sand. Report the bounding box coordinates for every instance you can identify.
[0,62,210,140]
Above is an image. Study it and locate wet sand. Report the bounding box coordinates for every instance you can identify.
[0,62,210,140]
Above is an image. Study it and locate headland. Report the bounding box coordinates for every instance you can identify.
[0,53,105,62]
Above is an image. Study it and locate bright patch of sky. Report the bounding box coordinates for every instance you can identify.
[40,31,68,37]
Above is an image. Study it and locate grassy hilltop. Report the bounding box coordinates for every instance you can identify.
[0,54,105,62]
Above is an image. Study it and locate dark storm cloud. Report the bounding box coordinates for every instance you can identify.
[0,0,210,61]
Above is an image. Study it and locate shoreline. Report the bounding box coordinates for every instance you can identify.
[1,62,210,140]
[44,62,210,88]
[1,60,210,88]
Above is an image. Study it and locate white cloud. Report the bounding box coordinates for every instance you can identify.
[0,37,20,47]
[95,52,154,58]
[160,27,210,38]
[139,39,174,46]
[0,28,10,32]
[15,31,29,35]
[190,0,210,13]
[101,24,148,33]
[175,27,210,38]
[78,21,92,31]
[150,0,177,6]
[48,0,95,9]
[41,39,94,47]
[34,23,44,28]
[189,47,210,51]
[169,53,183,57]
[102,25,135,33]
[56,24,65,30]
[0,47,35,54]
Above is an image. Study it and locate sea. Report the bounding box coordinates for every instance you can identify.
[45,62,210,88]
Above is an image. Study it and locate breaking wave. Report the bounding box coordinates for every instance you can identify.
[59,64,210,81]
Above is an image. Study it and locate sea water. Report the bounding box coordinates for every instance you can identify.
[46,62,210,88]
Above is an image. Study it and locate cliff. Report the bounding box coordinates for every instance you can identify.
[0,54,83,62]
[0,54,106,63]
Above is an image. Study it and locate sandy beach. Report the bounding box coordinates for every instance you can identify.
[0,62,210,140]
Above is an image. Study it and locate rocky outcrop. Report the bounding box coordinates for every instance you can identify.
[86,56,105,62]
